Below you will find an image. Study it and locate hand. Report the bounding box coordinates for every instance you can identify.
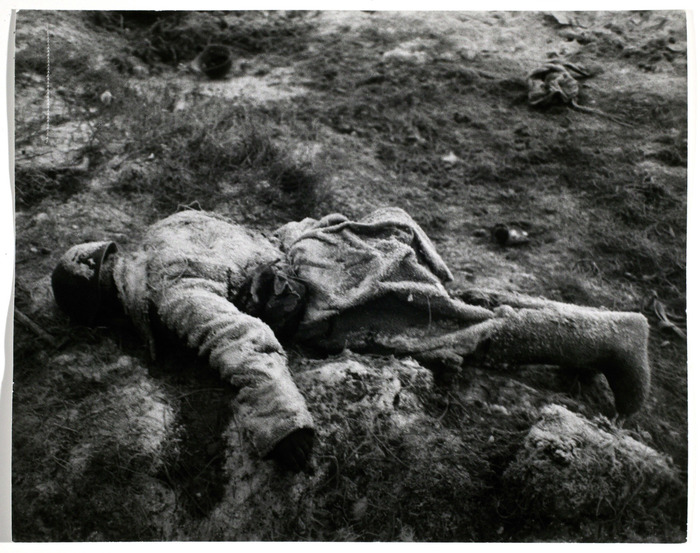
[270,428,314,473]
[231,262,307,340]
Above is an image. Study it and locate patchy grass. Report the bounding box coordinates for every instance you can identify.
[303,412,494,541]
[108,93,334,224]
[11,338,175,541]
[295,21,686,304]
[12,10,688,543]
[14,166,86,208]
[15,34,128,106]
[11,315,241,540]
[89,11,317,67]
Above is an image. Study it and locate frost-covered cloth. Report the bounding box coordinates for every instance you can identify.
[277,207,495,347]
[113,210,313,457]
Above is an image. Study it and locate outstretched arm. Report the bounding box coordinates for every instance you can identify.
[154,276,315,464]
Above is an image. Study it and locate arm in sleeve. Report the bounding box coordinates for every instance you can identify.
[154,276,314,457]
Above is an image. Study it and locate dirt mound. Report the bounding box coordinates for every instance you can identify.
[502,404,684,541]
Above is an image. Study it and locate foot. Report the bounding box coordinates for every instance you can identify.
[269,428,314,473]
[600,313,651,415]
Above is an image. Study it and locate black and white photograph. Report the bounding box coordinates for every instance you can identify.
[4,5,691,543]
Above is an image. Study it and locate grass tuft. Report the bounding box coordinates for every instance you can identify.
[109,94,333,223]
[14,166,87,208]
[89,11,317,66]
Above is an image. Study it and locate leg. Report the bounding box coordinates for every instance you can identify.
[375,318,504,370]
[459,287,598,310]
[314,294,498,365]
[315,293,651,415]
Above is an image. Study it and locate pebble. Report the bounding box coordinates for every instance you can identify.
[34,212,50,224]
[100,90,114,105]
[351,496,368,520]
[458,48,478,61]
[441,151,461,164]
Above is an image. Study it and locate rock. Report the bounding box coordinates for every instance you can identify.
[503,404,681,523]
[441,151,461,164]
[458,48,478,61]
[100,90,113,105]
[547,12,578,26]
[383,48,429,64]
[351,496,368,520]
[382,39,438,64]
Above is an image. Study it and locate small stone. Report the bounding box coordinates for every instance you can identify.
[116,356,132,370]
[100,90,114,105]
[351,496,368,520]
[441,151,461,164]
[458,48,478,61]
[34,212,50,224]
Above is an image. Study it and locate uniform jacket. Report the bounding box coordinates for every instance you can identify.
[112,210,314,456]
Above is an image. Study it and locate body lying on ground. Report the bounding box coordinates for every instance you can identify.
[51,207,651,471]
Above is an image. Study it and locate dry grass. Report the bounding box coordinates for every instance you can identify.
[294,26,686,304]
[109,94,334,224]
[90,11,316,66]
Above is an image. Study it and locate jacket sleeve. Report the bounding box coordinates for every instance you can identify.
[153,276,314,457]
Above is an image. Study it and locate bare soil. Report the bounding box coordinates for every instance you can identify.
[12,10,687,542]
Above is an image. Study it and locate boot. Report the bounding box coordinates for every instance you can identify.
[484,306,651,415]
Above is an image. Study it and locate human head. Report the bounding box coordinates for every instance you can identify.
[51,241,119,324]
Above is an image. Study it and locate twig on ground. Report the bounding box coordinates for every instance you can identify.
[14,308,61,348]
